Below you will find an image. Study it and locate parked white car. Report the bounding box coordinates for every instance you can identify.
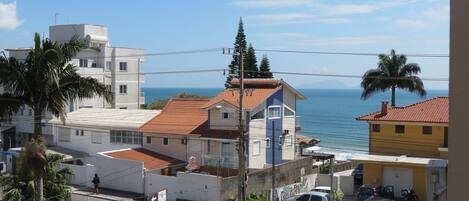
[311,186,331,194]
[286,191,329,201]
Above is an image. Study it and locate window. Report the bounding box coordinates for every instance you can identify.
[75,130,80,136]
[119,107,127,109]
[181,137,187,145]
[251,109,265,120]
[296,194,311,201]
[106,61,112,71]
[110,130,142,144]
[28,109,33,116]
[162,137,169,145]
[372,124,381,132]
[284,107,295,116]
[79,59,88,67]
[222,112,234,120]
[252,140,261,156]
[395,125,405,134]
[119,85,127,94]
[119,62,127,71]
[91,133,102,144]
[207,140,211,153]
[268,106,281,119]
[91,62,97,68]
[81,130,84,136]
[266,137,271,148]
[422,126,433,135]
[309,195,323,201]
[58,127,71,142]
[146,136,152,144]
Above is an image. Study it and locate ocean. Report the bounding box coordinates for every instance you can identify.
[142,88,448,154]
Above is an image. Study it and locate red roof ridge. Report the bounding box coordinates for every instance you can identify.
[391,96,448,110]
[356,96,448,123]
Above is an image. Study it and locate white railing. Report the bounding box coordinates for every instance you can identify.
[202,152,238,168]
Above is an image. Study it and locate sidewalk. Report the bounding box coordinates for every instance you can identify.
[70,185,144,201]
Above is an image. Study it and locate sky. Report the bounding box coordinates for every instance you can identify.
[0,0,449,89]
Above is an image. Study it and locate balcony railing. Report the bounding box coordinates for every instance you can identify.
[202,152,238,169]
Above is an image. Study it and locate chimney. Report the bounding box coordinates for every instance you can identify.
[381,101,389,115]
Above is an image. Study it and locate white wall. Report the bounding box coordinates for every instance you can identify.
[61,163,97,188]
[95,154,144,193]
[282,87,297,161]
[145,173,178,201]
[54,125,141,155]
[143,133,188,161]
[176,172,222,201]
[209,102,238,130]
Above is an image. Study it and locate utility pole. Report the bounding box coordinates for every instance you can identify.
[237,46,246,201]
[271,121,276,201]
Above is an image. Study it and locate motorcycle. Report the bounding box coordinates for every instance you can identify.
[401,188,419,201]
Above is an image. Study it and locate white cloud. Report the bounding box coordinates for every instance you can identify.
[318,1,414,16]
[423,5,449,22]
[0,1,22,30]
[245,13,313,25]
[393,19,427,28]
[232,0,314,8]
[245,12,350,25]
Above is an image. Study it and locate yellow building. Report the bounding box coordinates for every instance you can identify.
[353,154,447,201]
[357,97,448,158]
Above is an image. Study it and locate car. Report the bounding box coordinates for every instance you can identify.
[352,163,364,184]
[286,191,329,201]
[311,186,331,194]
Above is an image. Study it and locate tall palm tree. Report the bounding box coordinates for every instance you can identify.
[361,49,426,106]
[0,152,74,201]
[0,33,113,201]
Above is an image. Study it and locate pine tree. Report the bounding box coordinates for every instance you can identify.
[244,44,258,78]
[259,55,273,78]
[226,18,247,88]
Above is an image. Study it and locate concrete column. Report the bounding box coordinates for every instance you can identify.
[449,0,469,200]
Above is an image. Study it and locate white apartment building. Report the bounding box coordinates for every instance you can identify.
[1,24,145,147]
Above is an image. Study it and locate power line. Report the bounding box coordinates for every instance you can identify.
[254,48,449,58]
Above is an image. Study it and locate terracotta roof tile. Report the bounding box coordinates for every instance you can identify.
[202,87,281,110]
[356,97,448,123]
[103,148,184,170]
[139,99,209,135]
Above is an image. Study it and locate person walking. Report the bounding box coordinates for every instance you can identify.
[92,174,100,194]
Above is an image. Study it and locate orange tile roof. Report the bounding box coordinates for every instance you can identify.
[139,99,209,135]
[202,87,281,110]
[356,97,448,123]
[103,148,184,170]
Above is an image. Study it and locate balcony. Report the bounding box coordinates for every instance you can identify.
[202,152,238,169]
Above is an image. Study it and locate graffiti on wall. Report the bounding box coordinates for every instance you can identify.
[274,174,316,201]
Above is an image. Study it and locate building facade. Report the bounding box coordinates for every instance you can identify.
[139,79,305,171]
[357,97,449,158]
[1,24,145,147]
[49,108,159,155]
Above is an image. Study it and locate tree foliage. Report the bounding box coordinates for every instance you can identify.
[361,49,426,106]
[149,92,211,109]
[226,18,247,88]
[0,32,113,201]
[259,55,273,79]
[244,44,258,78]
[225,18,274,88]
[0,153,73,201]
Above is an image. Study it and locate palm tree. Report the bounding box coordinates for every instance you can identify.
[0,152,74,201]
[361,49,426,106]
[0,33,113,201]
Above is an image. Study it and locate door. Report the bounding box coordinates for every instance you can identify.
[382,167,413,198]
